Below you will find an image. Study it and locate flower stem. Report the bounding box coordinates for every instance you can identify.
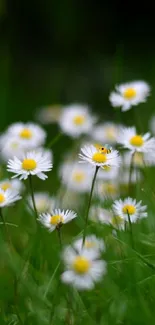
[82,166,99,247]
[128,151,135,195]
[28,175,38,221]
[57,228,62,248]
[47,132,62,149]
[127,210,134,249]
[0,208,12,246]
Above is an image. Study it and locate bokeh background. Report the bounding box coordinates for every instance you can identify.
[1,1,155,130]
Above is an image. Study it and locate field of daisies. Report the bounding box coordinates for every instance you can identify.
[1,80,155,324]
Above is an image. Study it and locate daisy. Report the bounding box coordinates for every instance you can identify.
[60,161,93,193]
[59,104,95,138]
[92,122,122,145]
[61,245,106,290]
[89,206,113,224]
[79,145,120,168]
[74,235,105,255]
[6,122,46,148]
[97,180,120,200]
[122,151,155,168]
[7,150,53,180]
[0,135,25,161]
[0,188,21,207]
[38,209,77,232]
[36,104,62,124]
[0,179,24,193]
[97,165,119,181]
[109,81,150,112]
[27,192,56,214]
[117,127,155,153]
[112,198,147,223]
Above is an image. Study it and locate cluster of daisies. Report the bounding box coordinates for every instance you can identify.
[0,79,155,290]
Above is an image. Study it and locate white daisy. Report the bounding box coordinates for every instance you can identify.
[0,179,24,193]
[36,104,62,124]
[117,127,155,153]
[109,81,150,112]
[7,150,52,180]
[0,135,25,161]
[6,122,46,148]
[59,104,95,138]
[0,188,21,207]
[61,245,106,290]
[89,206,113,224]
[92,122,122,145]
[97,165,119,181]
[79,145,120,168]
[60,161,93,193]
[96,180,120,200]
[74,235,105,255]
[112,197,147,223]
[27,192,56,214]
[38,209,77,232]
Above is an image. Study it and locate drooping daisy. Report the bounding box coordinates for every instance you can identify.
[60,161,93,193]
[0,188,21,207]
[109,81,150,112]
[38,209,77,232]
[59,104,96,138]
[7,150,53,180]
[27,192,56,214]
[6,122,46,149]
[117,127,155,153]
[0,179,24,193]
[79,145,120,168]
[74,235,105,255]
[112,198,147,223]
[61,245,106,290]
[36,104,62,124]
[92,122,122,145]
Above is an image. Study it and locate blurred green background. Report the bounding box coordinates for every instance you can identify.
[1,0,155,129]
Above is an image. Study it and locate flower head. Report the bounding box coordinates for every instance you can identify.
[0,188,21,207]
[61,245,106,290]
[89,206,113,224]
[92,122,122,145]
[112,197,147,223]
[7,150,52,180]
[117,127,155,153]
[74,235,105,255]
[36,104,62,124]
[109,81,150,112]
[0,179,24,193]
[60,161,93,193]
[59,104,95,138]
[97,181,120,200]
[27,192,56,214]
[0,135,25,161]
[38,209,77,232]
[6,122,46,149]
[79,145,120,168]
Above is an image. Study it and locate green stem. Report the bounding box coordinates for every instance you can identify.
[0,208,12,246]
[128,151,135,195]
[57,227,62,248]
[47,132,62,149]
[82,166,99,246]
[127,211,134,249]
[28,175,38,220]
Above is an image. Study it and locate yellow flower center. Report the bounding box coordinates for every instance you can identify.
[130,135,144,147]
[85,241,95,249]
[111,215,123,226]
[19,128,32,139]
[73,256,90,274]
[0,193,5,203]
[92,152,107,163]
[1,183,11,191]
[22,159,37,170]
[73,171,85,183]
[50,215,64,225]
[123,88,136,99]
[73,115,85,125]
[122,204,136,215]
